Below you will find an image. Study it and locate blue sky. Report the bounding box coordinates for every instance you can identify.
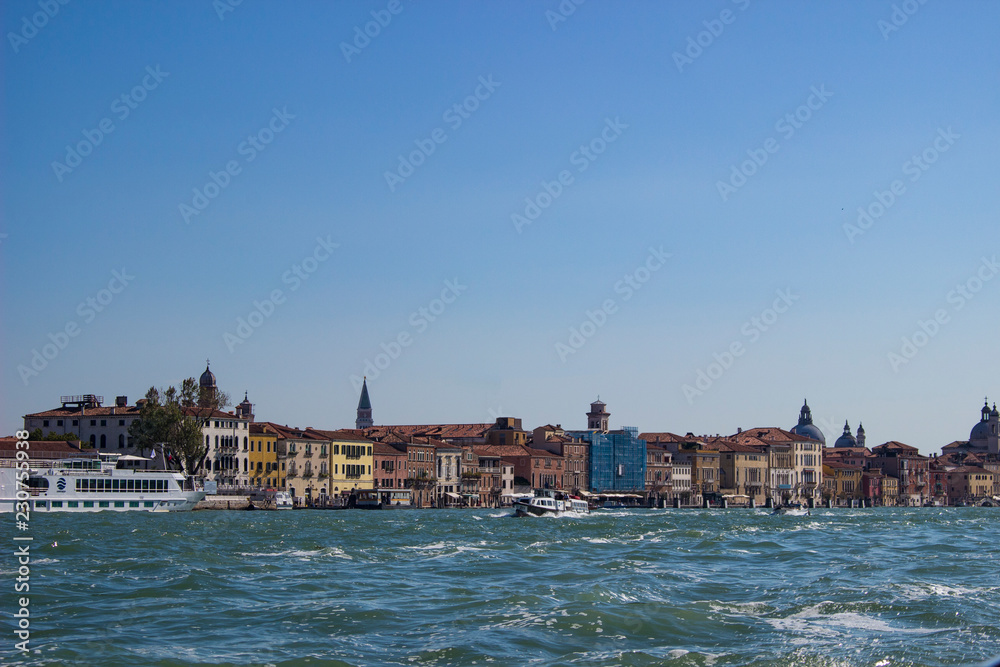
[3,0,998,455]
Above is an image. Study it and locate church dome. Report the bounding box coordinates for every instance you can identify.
[790,399,826,445]
[200,363,216,388]
[970,399,993,441]
[834,421,857,448]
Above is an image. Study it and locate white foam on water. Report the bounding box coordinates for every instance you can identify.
[766,603,947,643]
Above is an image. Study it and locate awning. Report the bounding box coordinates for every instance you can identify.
[445,492,461,500]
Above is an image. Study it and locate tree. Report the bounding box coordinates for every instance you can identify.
[27,429,82,443]
[129,384,207,475]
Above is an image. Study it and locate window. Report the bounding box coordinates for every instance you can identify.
[43,420,49,427]
[119,434,125,449]
[57,419,63,426]
[101,420,107,426]
[119,419,125,426]
[100,434,106,449]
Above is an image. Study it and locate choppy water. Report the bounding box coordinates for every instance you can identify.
[3,508,999,666]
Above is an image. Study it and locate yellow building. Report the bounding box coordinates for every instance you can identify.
[823,461,863,506]
[309,429,375,497]
[249,423,281,489]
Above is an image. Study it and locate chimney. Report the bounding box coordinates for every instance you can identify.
[116,396,127,407]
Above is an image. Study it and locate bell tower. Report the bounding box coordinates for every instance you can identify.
[587,398,609,432]
[356,377,373,430]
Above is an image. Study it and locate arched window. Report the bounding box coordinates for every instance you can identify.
[100,434,106,449]
[244,436,248,449]
[215,435,219,448]
[243,458,248,472]
[90,434,96,447]
[205,435,210,448]
[119,434,125,449]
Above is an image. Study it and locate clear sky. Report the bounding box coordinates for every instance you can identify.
[3,1,998,455]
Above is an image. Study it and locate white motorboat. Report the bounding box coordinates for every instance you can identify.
[274,491,294,510]
[1,453,205,513]
[772,503,810,516]
[514,491,589,517]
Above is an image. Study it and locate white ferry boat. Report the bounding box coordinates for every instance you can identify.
[0,453,206,513]
[514,491,589,517]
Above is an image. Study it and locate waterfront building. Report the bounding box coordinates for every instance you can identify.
[870,441,929,506]
[713,439,767,507]
[248,422,280,489]
[186,407,251,488]
[532,425,590,494]
[861,470,884,506]
[942,399,1000,457]
[459,445,481,506]
[373,442,407,491]
[946,466,995,505]
[567,399,646,494]
[527,447,563,490]
[644,443,672,504]
[307,429,374,499]
[24,395,141,454]
[880,473,899,506]
[736,427,823,504]
[434,440,463,506]
[473,446,504,506]
[671,458,693,506]
[401,437,438,508]
[822,461,863,506]
[261,423,325,506]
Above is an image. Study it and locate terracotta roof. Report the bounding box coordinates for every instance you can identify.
[366,423,493,440]
[476,444,531,458]
[25,405,142,418]
[256,422,325,441]
[249,423,278,436]
[736,427,820,443]
[0,438,97,459]
[526,447,561,458]
[639,432,685,444]
[373,442,407,457]
[181,407,246,420]
[306,428,372,444]
[824,460,861,470]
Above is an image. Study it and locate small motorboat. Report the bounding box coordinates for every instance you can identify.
[514,491,589,517]
[772,503,809,516]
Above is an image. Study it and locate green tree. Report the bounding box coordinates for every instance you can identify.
[129,385,207,475]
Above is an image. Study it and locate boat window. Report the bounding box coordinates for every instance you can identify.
[115,501,125,508]
[99,501,109,508]
[51,501,63,508]
[67,501,78,508]
[130,501,139,508]
[144,501,154,508]
[27,477,48,490]
[83,501,94,508]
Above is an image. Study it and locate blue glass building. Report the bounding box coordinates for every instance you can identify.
[566,426,647,493]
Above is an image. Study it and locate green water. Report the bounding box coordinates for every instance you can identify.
[4,507,999,666]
